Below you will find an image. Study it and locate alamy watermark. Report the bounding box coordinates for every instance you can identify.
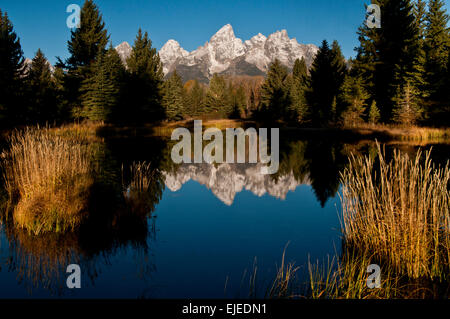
[366,4,381,29]
[66,4,81,29]
[366,264,381,289]
[171,121,279,175]
[66,264,81,289]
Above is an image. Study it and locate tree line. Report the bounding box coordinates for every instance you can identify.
[0,0,449,128]
[259,0,450,126]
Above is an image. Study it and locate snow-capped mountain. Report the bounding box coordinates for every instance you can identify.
[116,24,318,82]
[115,41,133,66]
[163,162,310,206]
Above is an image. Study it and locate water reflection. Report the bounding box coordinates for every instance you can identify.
[0,131,448,297]
[163,139,347,207]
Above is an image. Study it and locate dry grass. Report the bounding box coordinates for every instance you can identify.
[307,251,402,299]
[1,127,94,234]
[350,123,450,142]
[307,143,450,299]
[340,144,450,280]
[266,245,300,299]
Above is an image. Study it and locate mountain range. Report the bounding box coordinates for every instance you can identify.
[115,24,319,83]
[163,162,309,206]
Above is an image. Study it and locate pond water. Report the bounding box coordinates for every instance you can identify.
[0,134,448,298]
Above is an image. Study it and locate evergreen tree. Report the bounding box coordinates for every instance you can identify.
[368,100,381,124]
[67,0,109,69]
[293,57,308,85]
[162,70,185,121]
[414,0,428,40]
[186,80,205,116]
[125,28,164,123]
[424,0,450,102]
[53,65,71,121]
[330,40,347,96]
[411,0,428,101]
[393,82,419,125]
[62,0,109,120]
[260,59,289,121]
[80,47,122,121]
[26,49,57,122]
[287,58,309,123]
[288,79,308,123]
[229,85,246,119]
[307,40,335,125]
[0,9,25,125]
[205,74,227,114]
[340,75,369,126]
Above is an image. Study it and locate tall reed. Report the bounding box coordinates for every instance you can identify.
[122,161,161,215]
[1,127,93,234]
[340,144,450,280]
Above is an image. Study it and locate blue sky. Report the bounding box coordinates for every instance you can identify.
[1,0,449,64]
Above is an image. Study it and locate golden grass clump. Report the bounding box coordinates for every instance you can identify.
[1,127,93,234]
[340,143,450,280]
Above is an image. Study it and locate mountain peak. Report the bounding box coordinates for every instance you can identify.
[115,41,132,66]
[159,39,188,74]
[210,24,236,43]
[217,23,234,34]
[115,41,131,50]
[269,29,289,40]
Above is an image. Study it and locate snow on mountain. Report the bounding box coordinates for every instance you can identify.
[163,162,309,206]
[159,39,189,74]
[115,24,318,82]
[115,41,133,66]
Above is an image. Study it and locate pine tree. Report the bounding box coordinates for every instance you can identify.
[260,59,289,121]
[67,0,109,69]
[424,0,450,101]
[125,28,164,122]
[162,70,185,121]
[287,58,309,123]
[410,0,428,101]
[393,82,419,125]
[340,75,369,126]
[62,0,110,120]
[80,48,122,121]
[414,0,428,40]
[26,49,57,122]
[293,57,308,85]
[0,9,25,124]
[103,45,125,122]
[353,2,381,100]
[368,100,381,124]
[186,80,205,116]
[205,74,227,114]
[288,78,308,123]
[307,40,335,125]
[330,40,347,95]
[229,85,246,119]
